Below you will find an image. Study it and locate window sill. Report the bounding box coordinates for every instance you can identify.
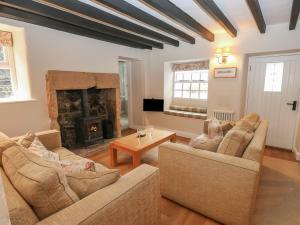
[0,98,37,104]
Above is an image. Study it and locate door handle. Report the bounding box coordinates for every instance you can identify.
[287,100,297,111]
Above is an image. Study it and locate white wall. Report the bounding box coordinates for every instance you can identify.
[1,17,300,138]
[145,22,300,136]
[0,18,149,136]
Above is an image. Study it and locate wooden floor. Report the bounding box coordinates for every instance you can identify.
[88,129,296,225]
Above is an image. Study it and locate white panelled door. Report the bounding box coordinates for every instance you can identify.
[246,54,300,150]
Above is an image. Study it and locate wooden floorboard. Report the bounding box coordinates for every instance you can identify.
[88,130,296,225]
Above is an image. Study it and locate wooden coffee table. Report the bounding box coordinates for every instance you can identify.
[109,129,176,168]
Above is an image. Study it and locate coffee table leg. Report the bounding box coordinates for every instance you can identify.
[132,153,141,168]
[110,146,118,167]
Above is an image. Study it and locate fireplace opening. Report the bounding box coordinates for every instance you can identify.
[57,87,116,148]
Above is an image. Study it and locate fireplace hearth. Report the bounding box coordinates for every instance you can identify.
[46,70,121,149]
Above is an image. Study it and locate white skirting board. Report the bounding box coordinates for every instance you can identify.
[294,147,300,161]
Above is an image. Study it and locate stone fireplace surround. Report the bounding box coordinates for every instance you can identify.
[46,70,121,147]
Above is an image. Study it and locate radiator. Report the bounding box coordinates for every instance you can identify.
[213,110,234,121]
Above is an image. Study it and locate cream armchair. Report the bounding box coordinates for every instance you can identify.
[159,120,268,225]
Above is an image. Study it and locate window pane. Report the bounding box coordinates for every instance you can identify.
[175,83,182,90]
[200,71,208,81]
[264,63,284,92]
[182,83,190,90]
[0,46,5,62]
[182,91,190,98]
[0,69,13,98]
[175,73,183,81]
[191,91,199,99]
[174,90,182,98]
[191,83,200,90]
[183,72,191,81]
[200,91,208,100]
[192,72,200,80]
[200,83,208,91]
[173,69,209,100]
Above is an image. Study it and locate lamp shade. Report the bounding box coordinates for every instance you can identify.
[223,47,232,56]
[215,48,222,56]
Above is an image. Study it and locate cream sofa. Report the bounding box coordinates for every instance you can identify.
[1,130,160,225]
[159,120,268,225]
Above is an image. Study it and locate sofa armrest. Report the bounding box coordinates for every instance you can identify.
[159,142,260,225]
[35,130,62,150]
[36,164,160,225]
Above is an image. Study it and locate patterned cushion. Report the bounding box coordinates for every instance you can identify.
[2,144,79,219]
[169,105,207,114]
[164,110,207,120]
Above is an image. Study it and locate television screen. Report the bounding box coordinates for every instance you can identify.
[143,99,164,112]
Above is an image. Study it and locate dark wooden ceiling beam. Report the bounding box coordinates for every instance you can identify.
[142,0,214,41]
[93,0,195,44]
[194,0,237,38]
[0,5,152,49]
[246,0,266,33]
[37,0,179,47]
[289,0,300,30]
[0,0,162,49]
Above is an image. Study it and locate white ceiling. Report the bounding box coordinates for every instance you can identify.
[80,0,297,38]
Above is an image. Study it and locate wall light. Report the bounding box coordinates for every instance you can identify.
[215,47,233,64]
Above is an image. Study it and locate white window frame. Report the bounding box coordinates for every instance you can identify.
[0,45,17,100]
[173,70,208,100]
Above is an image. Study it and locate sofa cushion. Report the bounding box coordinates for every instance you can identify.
[17,131,35,148]
[52,147,75,158]
[243,120,268,162]
[2,144,79,219]
[240,112,260,129]
[66,164,120,199]
[203,120,234,135]
[217,128,254,157]
[189,134,222,152]
[221,122,234,135]
[233,120,255,133]
[0,132,14,166]
[1,168,38,225]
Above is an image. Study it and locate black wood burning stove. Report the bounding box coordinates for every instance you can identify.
[57,87,116,148]
[76,90,103,146]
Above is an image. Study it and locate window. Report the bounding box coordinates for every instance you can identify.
[173,70,208,99]
[0,45,16,99]
[264,62,284,92]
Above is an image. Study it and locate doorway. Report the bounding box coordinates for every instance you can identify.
[119,61,129,130]
[245,54,300,150]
